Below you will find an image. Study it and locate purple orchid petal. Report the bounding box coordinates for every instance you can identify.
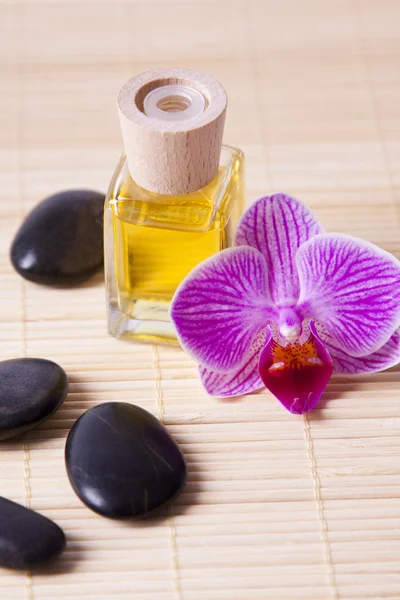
[199,330,268,397]
[297,233,400,358]
[170,246,279,373]
[235,194,323,305]
[315,322,400,374]
[259,322,333,414]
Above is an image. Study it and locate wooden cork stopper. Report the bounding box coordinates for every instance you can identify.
[117,68,227,195]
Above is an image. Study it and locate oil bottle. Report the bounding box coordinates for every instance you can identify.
[105,68,244,344]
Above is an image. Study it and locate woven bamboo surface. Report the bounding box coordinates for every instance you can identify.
[2,0,400,598]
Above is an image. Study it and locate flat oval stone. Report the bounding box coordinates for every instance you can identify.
[65,403,186,518]
[0,358,68,440]
[11,189,105,285]
[0,497,66,569]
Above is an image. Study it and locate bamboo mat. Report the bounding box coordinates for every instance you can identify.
[2,0,400,598]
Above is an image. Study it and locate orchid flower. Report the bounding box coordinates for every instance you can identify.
[170,194,400,414]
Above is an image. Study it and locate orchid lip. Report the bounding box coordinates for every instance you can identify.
[258,322,333,414]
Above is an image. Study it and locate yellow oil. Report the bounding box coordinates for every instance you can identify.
[107,146,244,343]
[113,205,225,312]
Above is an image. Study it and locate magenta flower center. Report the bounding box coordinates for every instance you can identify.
[278,307,302,341]
[258,332,333,414]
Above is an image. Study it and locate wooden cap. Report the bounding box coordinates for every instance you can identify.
[117,68,227,195]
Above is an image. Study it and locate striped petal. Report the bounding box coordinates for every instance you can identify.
[199,330,267,397]
[315,323,400,374]
[235,194,323,305]
[170,246,278,373]
[297,234,400,357]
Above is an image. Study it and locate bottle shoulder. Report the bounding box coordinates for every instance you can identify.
[106,145,244,231]
[221,144,244,163]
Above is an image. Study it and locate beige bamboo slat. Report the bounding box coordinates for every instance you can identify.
[1,0,400,599]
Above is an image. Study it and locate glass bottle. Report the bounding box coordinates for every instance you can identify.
[105,68,244,344]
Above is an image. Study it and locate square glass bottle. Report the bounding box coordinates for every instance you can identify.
[105,69,245,344]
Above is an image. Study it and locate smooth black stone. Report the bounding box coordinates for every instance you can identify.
[11,189,105,285]
[0,497,66,570]
[0,358,68,441]
[65,403,186,519]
